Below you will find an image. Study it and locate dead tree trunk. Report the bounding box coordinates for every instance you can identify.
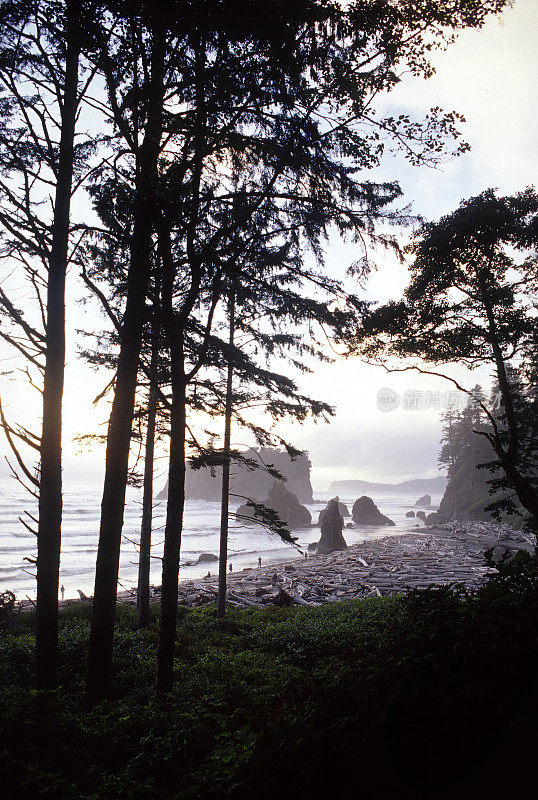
[35,0,81,690]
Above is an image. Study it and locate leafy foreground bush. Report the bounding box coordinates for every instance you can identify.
[1,557,538,800]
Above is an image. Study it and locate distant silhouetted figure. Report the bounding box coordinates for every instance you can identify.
[60,585,65,601]
[258,557,262,568]
[229,563,232,573]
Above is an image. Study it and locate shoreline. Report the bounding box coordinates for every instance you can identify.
[152,520,535,608]
[3,490,443,602]
[91,521,534,610]
[18,520,532,613]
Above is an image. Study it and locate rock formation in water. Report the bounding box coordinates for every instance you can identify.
[157,447,313,504]
[196,553,219,564]
[316,498,347,554]
[406,511,415,518]
[352,496,395,526]
[318,497,349,526]
[415,494,432,508]
[236,481,311,529]
[181,552,220,567]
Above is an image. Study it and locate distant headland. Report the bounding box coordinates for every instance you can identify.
[328,476,447,495]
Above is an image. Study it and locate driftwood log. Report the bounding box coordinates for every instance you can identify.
[153,524,513,610]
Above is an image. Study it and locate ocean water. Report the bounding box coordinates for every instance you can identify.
[0,485,441,601]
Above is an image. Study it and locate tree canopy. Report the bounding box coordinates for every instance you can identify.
[0,0,516,696]
[356,188,538,531]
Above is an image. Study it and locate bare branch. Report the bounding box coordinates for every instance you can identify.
[0,397,39,487]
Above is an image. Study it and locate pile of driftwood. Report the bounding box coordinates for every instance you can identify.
[15,526,522,614]
[431,520,535,549]
[146,527,501,610]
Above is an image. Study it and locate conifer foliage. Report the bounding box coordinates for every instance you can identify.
[0,0,512,698]
[356,189,538,533]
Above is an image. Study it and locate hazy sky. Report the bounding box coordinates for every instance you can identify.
[273,0,538,489]
[1,0,536,491]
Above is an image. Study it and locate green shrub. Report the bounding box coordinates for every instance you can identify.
[1,580,537,800]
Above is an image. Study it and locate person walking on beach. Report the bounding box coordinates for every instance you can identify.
[229,563,233,573]
[258,557,262,569]
[60,585,65,602]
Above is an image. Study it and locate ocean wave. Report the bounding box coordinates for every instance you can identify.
[57,565,96,576]
[0,573,22,583]
[1,490,424,598]
[0,544,36,553]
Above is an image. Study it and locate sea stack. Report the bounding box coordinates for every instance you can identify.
[415,494,432,508]
[236,481,311,528]
[352,496,395,526]
[158,447,314,503]
[316,497,347,554]
[318,497,349,525]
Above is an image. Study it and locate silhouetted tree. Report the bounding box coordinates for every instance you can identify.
[0,0,98,688]
[137,302,160,628]
[217,285,235,619]
[67,0,508,699]
[150,0,510,694]
[85,4,167,707]
[356,189,538,532]
[439,386,486,477]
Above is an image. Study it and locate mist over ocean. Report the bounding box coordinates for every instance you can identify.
[0,485,442,601]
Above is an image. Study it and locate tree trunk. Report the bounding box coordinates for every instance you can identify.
[35,0,80,690]
[155,344,186,696]
[488,331,538,526]
[479,272,520,459]
[477,273,538,537]
[137,331,158,628]
[85,195,153,707]
[85,25,164,707]
[217,289,235,619]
